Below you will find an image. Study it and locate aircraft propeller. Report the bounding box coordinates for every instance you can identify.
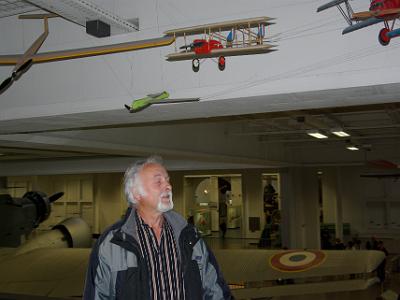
[0,59,33,94]
[49,192,65,203]
[0,77,13,94]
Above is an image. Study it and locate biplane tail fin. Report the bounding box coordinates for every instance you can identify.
[317,0,349,12]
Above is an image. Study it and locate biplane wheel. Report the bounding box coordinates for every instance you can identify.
[378,28,390,46]
[218,56,225,71]
[192,59,200,72]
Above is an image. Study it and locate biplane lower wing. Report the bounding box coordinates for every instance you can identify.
[352,8,400,20]
[317,0,349,12]
[342,17,384,34]
[0,36,175,65]
[166,44,276,61]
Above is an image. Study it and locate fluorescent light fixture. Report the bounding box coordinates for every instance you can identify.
[306,130,328,139]
[331,128,350,137]
[346,145,359,151]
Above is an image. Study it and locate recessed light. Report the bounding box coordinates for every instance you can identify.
[346,145,359,151]
[331,128,350,137]
[306,130,328,139]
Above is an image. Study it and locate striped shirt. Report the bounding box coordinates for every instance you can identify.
[135,212,185,300]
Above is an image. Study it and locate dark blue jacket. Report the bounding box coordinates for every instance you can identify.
[83,207,232,299]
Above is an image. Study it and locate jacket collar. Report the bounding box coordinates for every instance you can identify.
[121,206,187,239]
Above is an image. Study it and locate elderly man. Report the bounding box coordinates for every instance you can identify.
[83,156,232,299]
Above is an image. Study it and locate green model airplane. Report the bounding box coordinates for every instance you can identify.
[124,91,200,113]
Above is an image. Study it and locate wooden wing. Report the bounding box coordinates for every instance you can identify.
[166,44,276,61]
[352,8,400,20]
[164,16,274,37]
[0,36,175,65]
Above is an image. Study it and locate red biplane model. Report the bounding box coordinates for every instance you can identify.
[164,17,277,72]
[317,0,400,45]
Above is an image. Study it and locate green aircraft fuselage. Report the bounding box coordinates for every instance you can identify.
[131,91,169,111]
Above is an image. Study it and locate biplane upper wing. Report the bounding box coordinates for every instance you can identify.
[0,36,175,65]
[317,0,349,12]
[166,44,276,61]
[342,17,384,34]
[164,16,274,37]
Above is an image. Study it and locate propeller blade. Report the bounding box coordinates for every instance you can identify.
[48,192,64,202]
[0,77,13,93]
[124,104,132,112]
[16,59,33,76]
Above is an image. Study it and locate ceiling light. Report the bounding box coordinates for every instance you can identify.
[346,145,359,151]
[331,128,350,137]
[306,130,328,139]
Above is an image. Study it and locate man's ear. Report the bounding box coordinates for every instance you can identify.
[132,189,142,203]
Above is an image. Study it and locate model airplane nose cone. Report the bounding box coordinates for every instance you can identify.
[0,76,13,94]
[16,59,33,76]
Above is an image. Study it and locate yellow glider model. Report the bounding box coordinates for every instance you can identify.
[0,14,175,94]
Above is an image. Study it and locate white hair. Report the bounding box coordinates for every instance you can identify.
[123,156,163,205]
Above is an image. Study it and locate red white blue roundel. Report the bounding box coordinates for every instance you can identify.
[269,250,326,272]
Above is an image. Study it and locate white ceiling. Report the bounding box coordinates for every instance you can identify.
[0,83,399,175]
[1,0,400,174]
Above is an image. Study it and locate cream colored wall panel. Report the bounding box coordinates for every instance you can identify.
[66,203,79,217]
[7,177,31,197]
[80,179,93,202]
[81,204,94,231]
[65,180,80,202]
[94,173,124,232]
[53,179,65,198]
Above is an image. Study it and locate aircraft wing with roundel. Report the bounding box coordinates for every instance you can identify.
[0,247,386,299]
[0,36,175,66]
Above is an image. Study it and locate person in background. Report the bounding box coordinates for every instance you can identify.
[366,236,380,250]
[333,238,346,250]
[219,218,227,239]
[347,241,356,250]
[376,240,389,283]
[83,156,232,299]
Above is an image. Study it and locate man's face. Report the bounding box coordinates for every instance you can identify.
[136,163,173,213]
